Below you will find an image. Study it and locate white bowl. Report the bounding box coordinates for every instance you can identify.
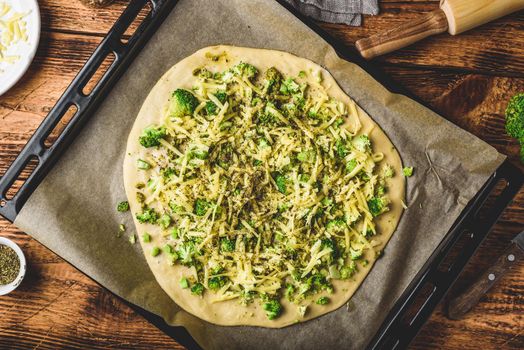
[0,0,41,96]
[0,237,27,296]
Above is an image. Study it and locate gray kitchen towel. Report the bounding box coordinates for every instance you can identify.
[285,0,379,25]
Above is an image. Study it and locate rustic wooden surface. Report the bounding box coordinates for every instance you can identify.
[0,0,523,348]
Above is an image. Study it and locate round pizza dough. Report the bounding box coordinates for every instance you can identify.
[124,45,405,328]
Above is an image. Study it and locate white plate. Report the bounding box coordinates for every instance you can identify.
[0,0,40,96]
[0,237,27,296]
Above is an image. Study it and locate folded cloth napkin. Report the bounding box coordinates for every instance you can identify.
[284,0,379,26]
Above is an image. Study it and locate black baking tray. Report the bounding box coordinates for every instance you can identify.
[0,1,522,349]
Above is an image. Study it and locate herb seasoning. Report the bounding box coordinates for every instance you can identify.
[0,245,20,285]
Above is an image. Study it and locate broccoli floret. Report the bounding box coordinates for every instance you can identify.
[263,102,285,123]
[376,185,386,197]
[162,167,176,180]
[345,159,357,173]
[205,91,228,115]
[505,94,524,161]
[316,296,329,305]
[117,201,129,212]
[327,265,340,279]
[179,277,189,289]
[320,238,338,261]
[169,89,199,118]
[320,238,337,253]
[282,103,298,118]
[189,149,209,161]
[350,247,363,260]
[163,243,175,254]
[251,97,262,106]
[158,214,172,229]
[219,121,233,131]
[367,197,387,217]
[194,198,212,216]
[151,247,161,257]
[506,93,524,140]
[272,172,287,194]
[359,171,371,182]
[231,62,258,80]
[340,261,357,279]
[263,67,283,93]
[334,118,345,127]
[170,228,180,239]
[294,94,306,111]
[255,109,274,125]
[137,159,151,170]
[299,174,310,183]
[335,140,349,158]
[262,299,283,320]
[280,78,300,95]
[136,207,158,224]
[285,283,295,300]
[403,166,414,177]
[208,268,227,291]
[139,125,167,148]
[321,197,333,207]
[220,237,236,252]
[308,109,319,119]
[353,135,371,152]
[257,138,271,149]
[169,201,184,214]
[326,218,346,233]
[297,150,315,163]
[306,274,332,293]
[208,277,225,291]
[177,241,196,265]
[191,282,204,296]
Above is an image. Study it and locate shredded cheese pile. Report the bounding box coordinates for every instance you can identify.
[0,2,29,67]
[133,59,395,319]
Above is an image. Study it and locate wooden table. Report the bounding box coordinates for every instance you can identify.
[0,1,523,348]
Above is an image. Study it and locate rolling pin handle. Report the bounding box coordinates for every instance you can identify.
[355,9,449,60]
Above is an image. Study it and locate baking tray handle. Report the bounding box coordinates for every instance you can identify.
[368,160,523,349]
[0,0,178,223]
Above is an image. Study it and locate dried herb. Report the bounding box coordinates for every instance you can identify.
[0,245,20,285]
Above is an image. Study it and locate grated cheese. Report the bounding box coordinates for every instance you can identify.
[0,2,29,69]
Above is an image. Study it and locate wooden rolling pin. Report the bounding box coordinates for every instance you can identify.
[356,0,524,60]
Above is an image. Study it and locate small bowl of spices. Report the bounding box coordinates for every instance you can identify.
[0,237,26,296]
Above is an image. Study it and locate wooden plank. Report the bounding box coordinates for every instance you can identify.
[382,66,524,168]
[321,7,524,77]
[0,1,523,349]
[0,224,182,350]
[36,0,524,76]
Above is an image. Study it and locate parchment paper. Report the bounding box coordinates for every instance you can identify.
[14,1,505,349]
